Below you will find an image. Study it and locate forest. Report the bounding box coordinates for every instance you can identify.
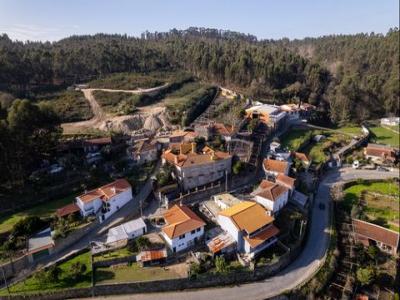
[0,27,398,124]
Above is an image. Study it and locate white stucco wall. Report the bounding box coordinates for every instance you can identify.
[217,215,243,251]
[255,190,289,214]
[100,188,133,223]
[76,197,102,217]
[162,226,204,252]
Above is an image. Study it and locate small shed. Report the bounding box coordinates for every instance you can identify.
[137,249,167,267]
[27,228,55,263]
[106,218,147,245]
[56,203,80,218]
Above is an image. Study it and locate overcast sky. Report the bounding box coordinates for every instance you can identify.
[0,0,398,42]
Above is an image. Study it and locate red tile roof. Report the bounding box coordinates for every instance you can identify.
[138,249,167,262]
[263,159,289,174]
[255,181,289,202]
[56,203,80,218]
[162,205,206,239]
[244,224,280,248]
[353,219,399,249]
[77,179,131,203]
[276,173,296,189]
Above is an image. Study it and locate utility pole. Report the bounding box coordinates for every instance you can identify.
[1,267,9,294]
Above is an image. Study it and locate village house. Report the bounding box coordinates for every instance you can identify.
[245,103,287,132]
[83,137,112,153]
[217,201,279,259]
[280,103,315,122]
[127,139,160,165]
[352,219,399,255]
[293,152,312,169]
[169,130,198,144]
[137,249,168,267]
[161,205,206,253]
[252,180,290,215]
[213,193,242,210]
[206,228,237,257]
[194,122,236,142]
[380,117,400,126]
[76,179,133,223]
[162,142,232,191]
[106,217,147,245]
[275,173,296,194]
[263,158,291,178]
[364,143,397,164]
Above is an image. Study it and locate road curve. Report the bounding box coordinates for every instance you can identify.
[61,84,169,134]
[89,168,399,300]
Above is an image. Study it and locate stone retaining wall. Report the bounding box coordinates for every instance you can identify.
[93,255,137,268]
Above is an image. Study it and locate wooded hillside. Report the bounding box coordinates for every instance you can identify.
[0,27,398,124]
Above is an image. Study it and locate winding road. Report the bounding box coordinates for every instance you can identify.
[90,168,399,300]
[61,84,169,134]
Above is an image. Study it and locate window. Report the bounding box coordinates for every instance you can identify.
[179,234,185,240]
[196,228,201,232]
[191,230,196,234]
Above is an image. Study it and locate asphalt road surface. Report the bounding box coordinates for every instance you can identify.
[88,167,399,300]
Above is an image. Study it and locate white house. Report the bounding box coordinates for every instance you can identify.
[252,180,289,215]
[76,179,133,223]
[106,217,147,245]
[381,117,400,126]
[217,201,279,258]
[263,158,291,178]
[161,205,206,253]
[213,193,242,210]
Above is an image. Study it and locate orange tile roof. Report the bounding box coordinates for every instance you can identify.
[207,232,236,254]
[77,179,131,203]
[162,145,231,168]
[56,203,80,218]
[84,137,111,146]
[162,205,206,239]
[255,181,289,202]
[213,123,234,136]
[244,224,280,248]
[276,173,296,189]
[263,159,289,174]
[294,152,310,163]
[218,201,274,235]
[365,144,396,161]
[353,219,399,249]
[139,249,167,262]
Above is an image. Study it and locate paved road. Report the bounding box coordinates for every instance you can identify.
[90,168,399,300]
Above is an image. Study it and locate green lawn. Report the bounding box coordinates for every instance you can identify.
[369,126,399,148]
[279,129,313,151]
[94,247,135,262]
[336,126,363,136]
[343,180,399,231]
[0,250,92,295]
[0,194,77,234]
[95,263,181,284]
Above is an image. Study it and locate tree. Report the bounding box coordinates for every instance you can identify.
[215,256,228,274]
[356,267,375,286]
[135,236,151,251]
[47,265,62,282]
[12,216,47,238]
[70,262,87,280]
[232,160,245,175]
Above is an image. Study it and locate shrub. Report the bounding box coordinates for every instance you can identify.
[215,256,228,274]
[12,216,47,238]
[356,266,375,286]
[70,262,87,280]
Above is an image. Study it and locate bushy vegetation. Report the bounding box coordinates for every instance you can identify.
[0,250,92,294]
[92,91,138,115]
[40,91,93,122]
[166,84,217,126]
[88,72,166,90]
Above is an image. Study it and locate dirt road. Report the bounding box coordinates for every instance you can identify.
[61,84,169,134]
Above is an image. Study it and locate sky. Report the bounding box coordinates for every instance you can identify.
[0,0,398,42]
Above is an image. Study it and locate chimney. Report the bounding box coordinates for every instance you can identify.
[191,142,196,154]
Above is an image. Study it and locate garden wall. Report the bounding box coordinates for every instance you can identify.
[0,255,30,280]
[3,242,303,300]
[92,255,137,268]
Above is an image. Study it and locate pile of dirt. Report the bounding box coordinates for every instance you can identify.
[143,114,162,131]
[99,115,145,133]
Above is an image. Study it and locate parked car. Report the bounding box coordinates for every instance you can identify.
[377,166,389,172]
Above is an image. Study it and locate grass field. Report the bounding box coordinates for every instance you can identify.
[336,126,363,136]
[0,194,76,234]
[40,91,93,122]
[369,126,399,148]
[280,129,350,164]
[0,250,92,295]
[94,247,135,262]
[343,180,399,231]
[95,263,181,284]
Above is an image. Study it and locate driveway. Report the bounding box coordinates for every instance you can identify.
[89,168,399,300]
